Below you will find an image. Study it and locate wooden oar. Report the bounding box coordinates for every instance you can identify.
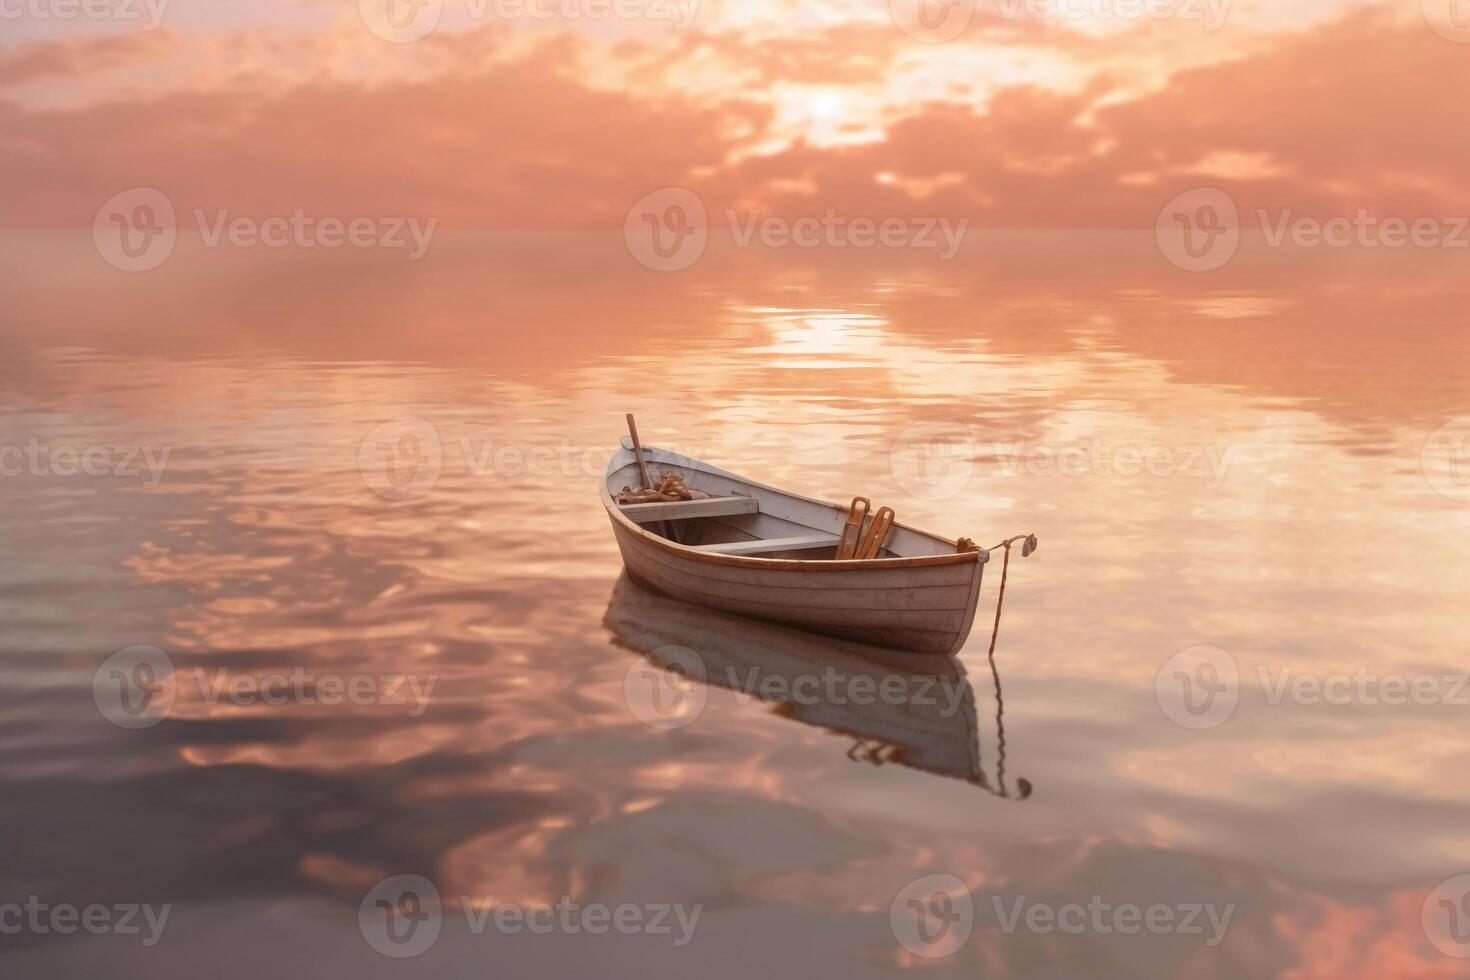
[626,413,653,489]
[626,414,676,541]
[855,506,895,560]
[835,497,870,560]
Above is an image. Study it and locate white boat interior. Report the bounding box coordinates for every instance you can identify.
[605,440,967,562]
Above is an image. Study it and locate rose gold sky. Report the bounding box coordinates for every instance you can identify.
[1,0,1466,228]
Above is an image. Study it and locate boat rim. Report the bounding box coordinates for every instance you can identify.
[600,444,986,571]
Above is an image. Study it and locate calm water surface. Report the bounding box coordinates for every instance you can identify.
[1,233,1468,978]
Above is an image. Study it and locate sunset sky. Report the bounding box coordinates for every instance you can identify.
[2,0,1467,228]
[5,8,1470,980]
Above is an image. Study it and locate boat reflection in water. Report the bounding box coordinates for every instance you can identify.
[602,573,1031,799]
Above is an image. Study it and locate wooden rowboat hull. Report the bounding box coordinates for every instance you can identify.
[602,443,987,656]
[611,528,983,655]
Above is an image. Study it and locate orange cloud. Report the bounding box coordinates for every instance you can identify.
[1,5,1465,230]
[0,28,177,87]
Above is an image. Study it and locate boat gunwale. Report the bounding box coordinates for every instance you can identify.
[601,445,987,572]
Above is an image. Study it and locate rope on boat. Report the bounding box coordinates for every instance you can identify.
[984,538,1016,665]
[982,533,1036,668]
[980,533,1037,799]
[986,541,1014,793]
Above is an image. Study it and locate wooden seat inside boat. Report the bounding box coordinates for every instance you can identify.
[692,533,839,557]
[619,496,758,523]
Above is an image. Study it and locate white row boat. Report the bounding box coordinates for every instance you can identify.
[601,438,991,656]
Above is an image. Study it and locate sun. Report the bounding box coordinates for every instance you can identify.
[749,85,888,152]
[805,89,843,120]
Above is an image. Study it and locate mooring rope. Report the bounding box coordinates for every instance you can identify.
[981,533,1035,798]
[986,539,1014,792]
